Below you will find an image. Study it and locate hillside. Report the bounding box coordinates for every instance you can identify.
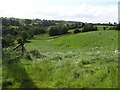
[3,30,118,88]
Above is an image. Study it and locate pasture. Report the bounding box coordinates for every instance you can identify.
[2,29,119,88]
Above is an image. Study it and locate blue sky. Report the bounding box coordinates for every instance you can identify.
[0,0,119,23]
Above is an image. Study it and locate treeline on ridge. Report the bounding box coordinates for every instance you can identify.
[1,17,119,48]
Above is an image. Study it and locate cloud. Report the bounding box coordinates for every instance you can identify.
[0,0,118,23]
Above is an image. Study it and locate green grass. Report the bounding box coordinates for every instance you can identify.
[26,30,118,52]
[96,25,114,31]
[2,29,119,88]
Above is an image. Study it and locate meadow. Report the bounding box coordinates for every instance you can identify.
[2,27,119,88]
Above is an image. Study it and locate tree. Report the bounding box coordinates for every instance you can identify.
[2,27,18,36]
[114,22,117,25]
[74,29,81,34]
[108,22,114,26]
[20,31,29,42]
[103,27,106,30]
[81,23,85,27]
[17,37,23,44]
[48,26,61,36]
[32,27,46,35]
[113,24,120,30]
[24,19,32,24]
[48,26,68,36]
[83,23,97,32]
[2,34,15,47]
[27,30,34,39]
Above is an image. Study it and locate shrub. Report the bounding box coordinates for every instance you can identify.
[73,72,80,78]
[27,30,34,39]
[109,27,113,30]
[83,23,97,32]
[74,29,81,34]
[30,49,47,58]
[48,26,61,36]
[61,26,68,34]
[113,24,120,30]
[32,27,46,35]
[94,26,97,31]
[2,34,15,47]
[2,81,13,87]
[103,27,106,30]
[17,37,23,44]
[24,52,32,61]
[82,60,90,65]
[20,31,29,42]
[48,26,68,36]
[30,49,40,57]
[2,27,18,36]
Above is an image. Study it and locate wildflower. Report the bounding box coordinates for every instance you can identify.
[97,51,100,53]
[114,50,120,54]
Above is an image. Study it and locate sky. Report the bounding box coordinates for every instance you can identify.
[0,0,119,23]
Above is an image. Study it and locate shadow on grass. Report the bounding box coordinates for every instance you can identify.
[2,52,38,89]
[25,40,31,43]
[33,33,73,41]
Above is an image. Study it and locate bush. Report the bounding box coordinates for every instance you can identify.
[17,37,23,44]
[2,34,15,47]
[27,30,34,39]
[103,27,106,30]
[30,49,40,57]
[2,27,18,36]
[113,24,120,30]
[20,31,29,42]
[48,26,60,36]
[24,52,32,61]
[32,27,46,35]
[48,26,68,36]
[30,49,47,58]
[61,26,68,34]
[2,38,7,48]
[83,23,97,32]
[82,60,90,65]
[94,26,97,31]
[74,29,81,34]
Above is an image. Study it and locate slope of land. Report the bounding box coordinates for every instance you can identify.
[3,30,118,88]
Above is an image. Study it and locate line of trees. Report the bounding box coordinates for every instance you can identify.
[113,24,120,30]
[2,17,85,47]
[2,17,118,48]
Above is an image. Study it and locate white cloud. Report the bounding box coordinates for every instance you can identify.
[0,0,118,23]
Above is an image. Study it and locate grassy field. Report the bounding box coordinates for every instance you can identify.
[2,29,119,88]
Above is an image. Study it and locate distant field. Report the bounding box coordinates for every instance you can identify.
[26,30,118,52]
[3,30,119,88]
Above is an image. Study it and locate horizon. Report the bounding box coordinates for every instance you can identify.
[0,0,119,23]
[1,17,117,24]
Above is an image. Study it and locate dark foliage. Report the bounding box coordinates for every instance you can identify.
[103,27,106,30]
[32,27,46,35]
[82,23,97,32]
[2,27,18,36]
[2,34,15,47]
[74,29,81,34]
[48,26,68,36]
[20,31,29,42]
[113,24,120,30]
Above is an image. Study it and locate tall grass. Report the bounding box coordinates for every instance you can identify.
[2,30,119,88]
